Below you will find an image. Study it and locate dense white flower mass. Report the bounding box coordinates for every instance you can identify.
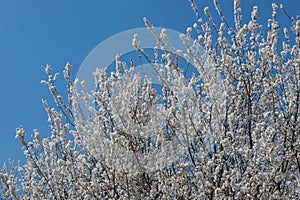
[1,1,299,199]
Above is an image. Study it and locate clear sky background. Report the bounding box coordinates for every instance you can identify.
[0,0,299,165]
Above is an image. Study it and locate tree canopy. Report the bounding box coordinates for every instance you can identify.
[1,0,299,199]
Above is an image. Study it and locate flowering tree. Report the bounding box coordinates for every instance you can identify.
[1,0,299,199]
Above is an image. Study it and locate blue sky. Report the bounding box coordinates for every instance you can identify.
[0,0,299,165]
